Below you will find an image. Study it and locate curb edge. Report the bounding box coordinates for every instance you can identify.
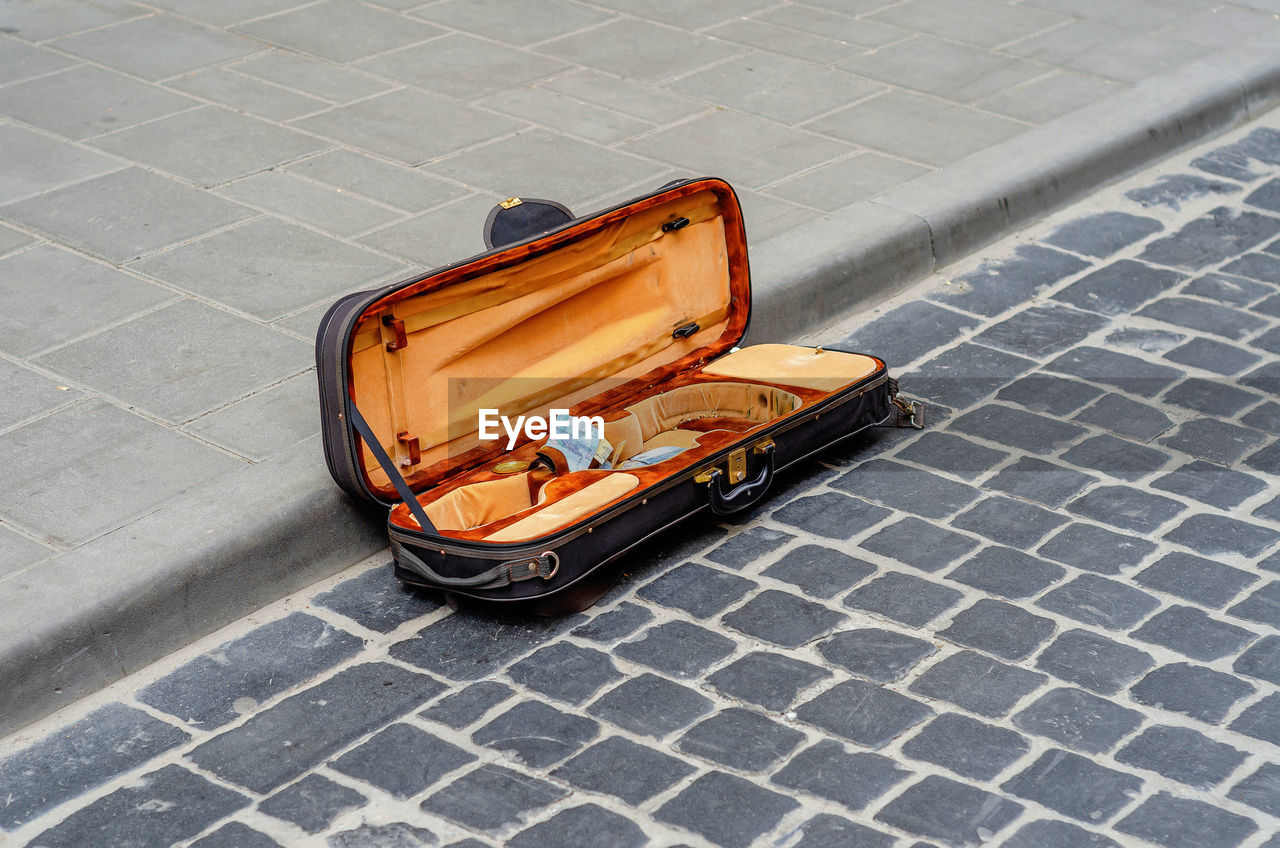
[747,39,1280,342]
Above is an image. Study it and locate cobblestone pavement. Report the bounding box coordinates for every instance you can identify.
[3,0,1280,585]
[5,76,1280,848]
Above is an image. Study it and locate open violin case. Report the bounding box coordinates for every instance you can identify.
[317,178,922,613]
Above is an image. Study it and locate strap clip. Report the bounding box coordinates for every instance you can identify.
[885,376,925,429]
[891,394,925,429]
[506,551,559,583]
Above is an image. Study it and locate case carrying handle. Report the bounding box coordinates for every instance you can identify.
[700,441,776,515]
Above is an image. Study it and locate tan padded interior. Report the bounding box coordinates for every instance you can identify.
[702,343,879,391]
[351,185,743,495]
[390,348,882,542]
[485,475,640,542]
[421,472,538,532]
[622,382,800,446]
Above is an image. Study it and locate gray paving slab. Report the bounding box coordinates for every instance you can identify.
[702,18,865,65]
[1018,0,1207,30]
[0,524,52,579]
[1064,32,1211,84]
[806,89,1026,167]
[49,13,264,80]
[138,612,364,729]
[873,0,1069,47]
[166,67,330,122]
[430,129,667,203]
[671,52,884,125]
[536,18,744,83]
[624,110,852,189]
[0,358,81,431]
[235,0,445,64]
[0,222,34,256]
[412,0,613,46]
[131,216,406,319]
[29,764,250,846]
[184,372,321,461]
[34,299,312,424]
[543,69,707,124]
[977,71,1127,125]
[214,171,402,237]
[140,0,313,27]
[0,123,121,205]
[230,49,392,104]
[1,167,254,263]
[1001,19,1131,65]
[292,87,523,166]
[766,153,932,212]
[359,33,568,101]
[839,35,1045,104]
[0,244,173,357]
[0,65,198,141]
[88,106,328,188]
[0,703,190,831]
[0,34,75,84]
[0,0,146,41]
[0,399,241,546]
[285,149,470,213]
[583,0,776,31]
[1164,5,1280,49]
[754,4,910,49]
[479,87,652,145]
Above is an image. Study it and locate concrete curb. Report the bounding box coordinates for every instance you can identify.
[7,41,1280,739]
[747,39,1280,343]
[0,438,385,737]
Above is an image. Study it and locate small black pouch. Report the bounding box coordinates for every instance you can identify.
[483,197,574,249]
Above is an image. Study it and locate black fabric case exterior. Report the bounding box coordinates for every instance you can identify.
[390,384,890,613]
[316,178,897,614]
[483,198,574,250]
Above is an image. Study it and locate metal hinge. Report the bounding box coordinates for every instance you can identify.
[397,432,420,466]
[382,315,408,351]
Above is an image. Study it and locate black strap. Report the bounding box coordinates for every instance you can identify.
[348,403,438,534]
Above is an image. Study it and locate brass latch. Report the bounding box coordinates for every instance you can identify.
[499,197,523,209]
[696,438,774,486]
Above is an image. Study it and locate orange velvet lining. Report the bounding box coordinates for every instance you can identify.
[349,180,750,499]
